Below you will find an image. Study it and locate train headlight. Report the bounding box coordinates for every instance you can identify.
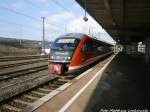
[51,56,54,59]
[68,57,70,60]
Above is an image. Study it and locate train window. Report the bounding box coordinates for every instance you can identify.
[52,38,79,50]
[87,40,93,51]
[93,44,97,49]
[81,40,93,52]
[92,43,98,51]
[81,44,87,52]
[56,39,75,43]
[81,41,87,52]
[97,46,103,51]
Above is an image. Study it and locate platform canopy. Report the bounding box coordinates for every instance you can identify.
[76,0,150,44]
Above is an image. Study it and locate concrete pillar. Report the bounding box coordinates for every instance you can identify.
[145,39,149,63]
[124,45,127,53]
[135,42,138,54]
[149,41,150,56]
[123,45,126,53]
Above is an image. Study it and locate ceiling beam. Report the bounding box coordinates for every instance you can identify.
[104,0,117,26]
[103,25,150,32]
[122,0,126,25]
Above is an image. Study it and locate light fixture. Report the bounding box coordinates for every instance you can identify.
[83,0,88,22]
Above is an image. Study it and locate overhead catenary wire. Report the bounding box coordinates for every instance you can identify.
[0,18,63,34]
[24,0,43,10]
[21,0,71,30]
[0,3,71,40]
[0,5,63,29]
[0,5,40,21]
[0,18,43,31]
[0,2,69,42]
[24,1,65,31]
[25,0,74,18]
[50,0,72,15]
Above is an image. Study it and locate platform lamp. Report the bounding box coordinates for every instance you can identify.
[83,0,88,22]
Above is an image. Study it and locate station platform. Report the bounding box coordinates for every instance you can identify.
[32,52,150,112]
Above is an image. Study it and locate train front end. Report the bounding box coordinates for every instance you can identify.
[48,37,79,75]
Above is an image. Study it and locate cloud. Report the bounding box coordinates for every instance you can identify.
[32,11,115,43]
[41,11,75,35]
[66,14,115,43]
[66,14,104,34]
[33,11,74,30]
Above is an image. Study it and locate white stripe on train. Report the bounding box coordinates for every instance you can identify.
[69,52,111,70]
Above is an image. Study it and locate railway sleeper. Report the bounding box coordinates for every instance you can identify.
[37,88,52,94]
[31,91,46,98]
[57,78,69,83]
[0,104,21,112]
[0,76,56,103]
[22,95,39,103]
[59,75,75,80]
[42,85,56,90]
[53,80,67,85]
[9,99,31,109]
[48,84,60,89]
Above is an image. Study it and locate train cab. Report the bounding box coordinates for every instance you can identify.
[48,34,81,74]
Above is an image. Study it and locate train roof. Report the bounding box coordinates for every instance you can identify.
[58,33,84,39]
[93,38,114,46]
[58,33,114,46]
[90,36,115,46]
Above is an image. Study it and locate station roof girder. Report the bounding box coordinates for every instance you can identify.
[76,0,150,44]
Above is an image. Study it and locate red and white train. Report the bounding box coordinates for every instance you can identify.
[48,33,113,75]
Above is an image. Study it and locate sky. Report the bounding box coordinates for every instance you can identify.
[0,0,115,44]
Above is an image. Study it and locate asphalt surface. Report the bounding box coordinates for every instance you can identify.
[84,52,150,111]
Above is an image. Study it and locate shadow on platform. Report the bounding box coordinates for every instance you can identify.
[85,52,150,112]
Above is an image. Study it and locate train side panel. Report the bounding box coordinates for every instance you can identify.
[69,36,112,71]
[69,35,88,67]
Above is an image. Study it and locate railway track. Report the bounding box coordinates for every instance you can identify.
[0,65,48,81]
[0,58,47,69]
[0,55,58,112]
[0,60,48,80]
[0,53,113,112]
[0,55,48,62]
[0,55,76,112]
[0,73,73,112]
[0,54,67,112]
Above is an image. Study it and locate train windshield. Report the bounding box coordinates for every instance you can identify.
[51,38,79,50]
